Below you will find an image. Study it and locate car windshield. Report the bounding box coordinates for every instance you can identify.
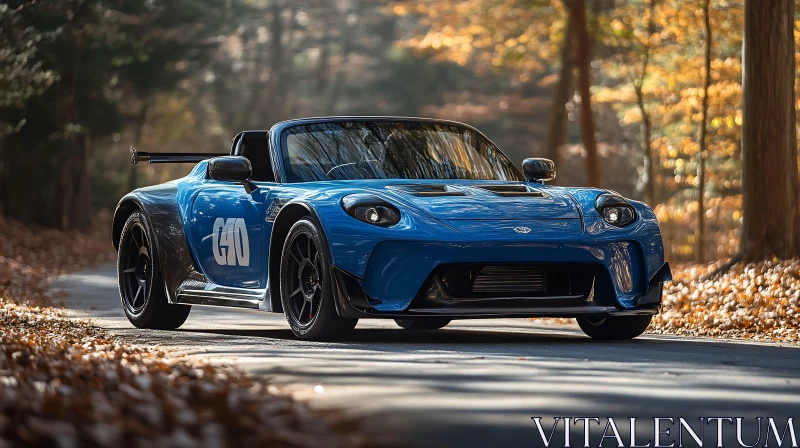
[280,121,524,182]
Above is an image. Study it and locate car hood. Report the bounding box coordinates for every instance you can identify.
[376,181,581,220]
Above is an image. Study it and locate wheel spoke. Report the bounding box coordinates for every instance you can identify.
[306,293,315,319]
[285,231,324,326]
[298,300,308,320]
[123,267,136,274]
[291,241,305,262]
[133,285,143,307]
[290,249,302,265]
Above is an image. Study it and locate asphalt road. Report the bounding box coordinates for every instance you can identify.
[53,264,800,447]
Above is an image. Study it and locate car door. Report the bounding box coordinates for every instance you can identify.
[188,132,274,289]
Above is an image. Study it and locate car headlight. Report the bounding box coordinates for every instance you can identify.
[341,194,401,227]
[595,194,636,227]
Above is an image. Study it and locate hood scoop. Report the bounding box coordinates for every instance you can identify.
[382,182,580,220]
[473,184,545,197]
[387,184,467,197]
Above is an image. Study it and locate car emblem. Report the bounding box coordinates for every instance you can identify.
[513,226,531,234]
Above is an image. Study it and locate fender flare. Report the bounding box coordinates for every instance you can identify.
[112,189,205,304]
[268,201,342,315]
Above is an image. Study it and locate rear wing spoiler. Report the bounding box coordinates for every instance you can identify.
[130,147,228,164]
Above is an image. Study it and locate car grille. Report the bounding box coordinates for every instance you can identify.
[415,262,617,308]
[471,265,546,294]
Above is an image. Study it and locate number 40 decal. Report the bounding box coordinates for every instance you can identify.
[212,218,250,266]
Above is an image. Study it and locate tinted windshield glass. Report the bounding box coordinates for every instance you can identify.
[280,121,524,182]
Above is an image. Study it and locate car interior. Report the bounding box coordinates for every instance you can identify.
[235,132,275,182]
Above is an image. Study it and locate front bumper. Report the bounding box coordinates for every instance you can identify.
[332,264,667,319]
[323,214,671,317]
[336,238,668,308]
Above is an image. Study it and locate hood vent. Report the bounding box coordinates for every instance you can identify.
[387,184,467,197]
[474,184,545,197]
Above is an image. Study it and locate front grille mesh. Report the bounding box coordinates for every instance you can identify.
[471,265,546,294]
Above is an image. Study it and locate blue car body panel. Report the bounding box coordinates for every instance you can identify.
[113,116,671,318]
[186,181,268,288]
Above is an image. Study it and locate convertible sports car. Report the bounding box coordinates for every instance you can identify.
[113,116,671,340]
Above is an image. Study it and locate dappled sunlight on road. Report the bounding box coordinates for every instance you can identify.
[54,264,800,448]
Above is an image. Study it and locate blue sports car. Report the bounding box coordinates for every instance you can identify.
[113,116,671,340]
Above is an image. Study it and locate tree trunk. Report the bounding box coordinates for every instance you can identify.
[739,0,800,260]
[634,0,657,205]
[325,0,363,115]
[1,79,91,230]
[635,86,655,204]
[59,133,91,230]
[240,24,267,129]
[316,12,332,91]
[696,0,712,262]
[2,133,90,230]
[267,1,285,125]
[570,0,601,187]
[282,5,299,118]
[129,101,149,191]
[545,17,575,175]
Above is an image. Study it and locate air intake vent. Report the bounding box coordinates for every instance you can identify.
[388,184,466,197]
[471,265,546,294]
[474,185,545,197]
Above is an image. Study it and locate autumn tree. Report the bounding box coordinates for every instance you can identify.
[118,0,231,191]
[397,1,609,185]
[738,0,800,260]
[545,5,575,174]
[0,0,226,229]
[601,0,660,203]
[1,1,123,229]
[696,0,712,262]
[570,0,601,187]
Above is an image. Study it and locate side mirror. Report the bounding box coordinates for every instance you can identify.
[522,158,556,183]
[208,156,257,193]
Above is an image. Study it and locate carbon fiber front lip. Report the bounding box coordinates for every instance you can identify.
[343,306,658,320]
[331,265,660,319]
[403,306,658,317]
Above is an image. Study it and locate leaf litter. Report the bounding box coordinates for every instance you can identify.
[0,215,389,447]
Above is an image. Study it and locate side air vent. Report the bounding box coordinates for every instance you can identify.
[471,265,546,294]
[387,184,466,197]
[474,185,545,197]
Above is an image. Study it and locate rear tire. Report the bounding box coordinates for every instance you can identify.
[395,318,451,330]
[576,314,652,340]
[117,212,191,330]
[280,218,358,340]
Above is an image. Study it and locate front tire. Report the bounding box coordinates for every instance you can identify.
[395,318,451,330]
[576,314,652,340]
[280,219,357,340]
[117,212,191,330]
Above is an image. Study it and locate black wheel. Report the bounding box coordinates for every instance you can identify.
[576,314,652,340]
[395,318,451,330]
[117,212,191,329]
[280,219,357,340]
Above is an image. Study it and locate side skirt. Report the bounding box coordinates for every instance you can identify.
[175,282,271,311]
